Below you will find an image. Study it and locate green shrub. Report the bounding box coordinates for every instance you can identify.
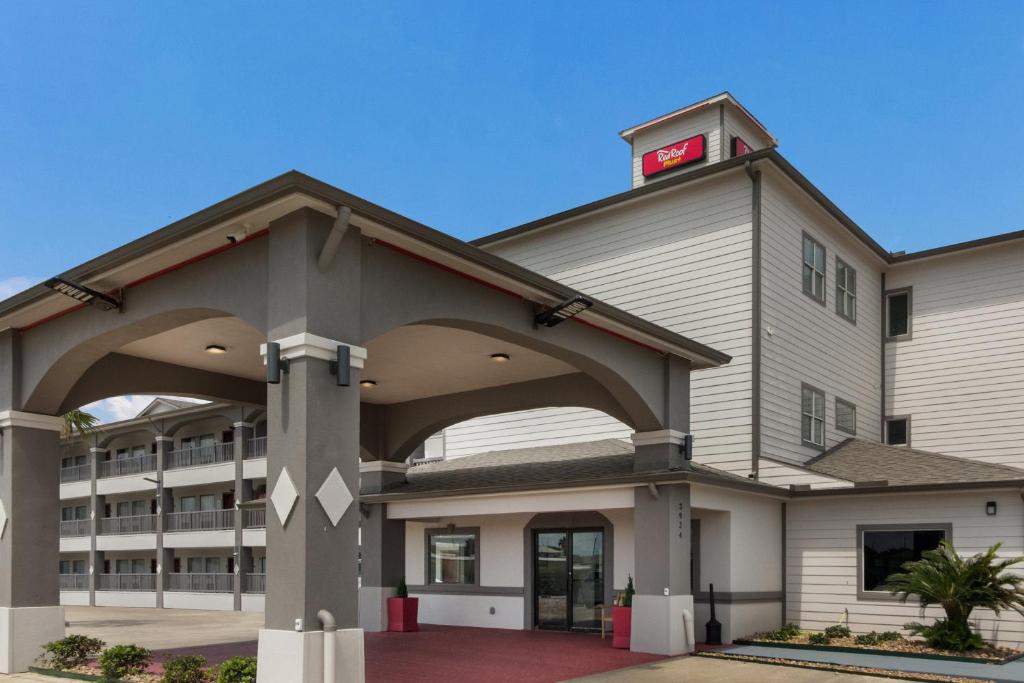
[623,575,635,608]
[163,654,208,683]
[99,644,152,679]
[854,631,880,646]
[762,623,801,641]
[216,656,257,683]
[41,634,105,669]
[396,577,409,599]
[906,619,986,652]
[878,631,903,642]
[808,632,831,645]
[823,625,851,639]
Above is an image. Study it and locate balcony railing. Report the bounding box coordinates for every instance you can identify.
[60,465,91,483]
[59,574,89,591]
[60,519,91,537]
[99,514,157,535]
[246,436,267,460]
[97,454,156,479]
[169,573,234,593]
[166,509,234,532]
[244,508,266,529]
[166,442,234,469]
[244,573,266,593]
[98,573,156,592]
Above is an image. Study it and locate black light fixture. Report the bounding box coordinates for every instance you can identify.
[490,353,511,363]
[44,277,123,312]
[205,345,227,355]
[986,501,997,516]
[534,295,593,328]
[328,346,351,387]
[266,342,289,384]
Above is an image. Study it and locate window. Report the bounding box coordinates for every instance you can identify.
[801,384,826,448]
[886,416,910,446]
[859,525,949,598]
[886,288,912,339]
[836,398,857,435]
[802,233,826,304]
[835,258,857,322]
[60,559,86,575]
[62,505,87,521]
[427,528,478,585]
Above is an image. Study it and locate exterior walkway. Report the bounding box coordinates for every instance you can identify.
[721,644,1024,682]
[567,656,905,682]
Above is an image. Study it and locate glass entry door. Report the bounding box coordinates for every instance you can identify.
[534,529,604,631]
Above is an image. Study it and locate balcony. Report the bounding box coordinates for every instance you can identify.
[60,464,90,483]
[166,509,234,532]
[59,574,89,591]
[169,573,234,593]
[246,436,267,460]
[98,454,156,479]
[98,573,156,592]
[100,514,157,535]
[167,442,234,470]
[244,573,266,594]
[244,508,266,529]
[59,519,91,537]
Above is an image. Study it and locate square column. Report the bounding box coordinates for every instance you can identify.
[0,411,66,673]
[358,462,406,631]
[631,482,693,656]
[154,436,174,608]
[258,336,367,683]
[88,447,105,606]
[233,421,254,611]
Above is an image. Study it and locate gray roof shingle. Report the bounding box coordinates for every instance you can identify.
[805,438,1024,486]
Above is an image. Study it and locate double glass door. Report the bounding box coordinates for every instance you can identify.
[534,529,604,631]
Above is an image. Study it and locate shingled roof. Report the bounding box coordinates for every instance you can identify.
[805,438,1024,487]
[369,439,775,499]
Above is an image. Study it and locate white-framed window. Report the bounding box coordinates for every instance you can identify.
[801,383,826,448]
[858,524,949,599]
[886,416,910,446]
[427,528,479,585]
[836,257,857,322]
[802,233,826,304]
[886,288,912,340]
[835,398,857,435]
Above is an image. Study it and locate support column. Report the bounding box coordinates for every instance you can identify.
[633,354,691,473]
[154,436,174,608]
[631,482,693,656]
[0,411,67,673]
[358,461,407,632]
[233,422,254,611]
[88,447,106,607]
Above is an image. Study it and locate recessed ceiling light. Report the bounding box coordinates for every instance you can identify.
[360,380,378,388]
[490,353,511,363]
[205,345,228,355]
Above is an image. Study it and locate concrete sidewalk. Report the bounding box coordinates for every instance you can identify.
[565,655,905,681]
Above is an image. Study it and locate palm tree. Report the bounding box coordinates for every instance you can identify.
[885,540,1024,649]
[62,409,100,441]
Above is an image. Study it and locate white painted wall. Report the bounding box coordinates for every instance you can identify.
[59,481,90,500]
[470,171,755,475]
[629,104,722,188]
[415,595,524,630]
[163,462,234,488]
[95,591,157,608]
[164,592,234,611]
[241,594,266,613]
[886,241,1024,466]
[60,537,90,553]
[96,534,157,552]
[163,529,234,549]
[787,490,1024,647]
[59,591,89,606]
[97,475,154,496]
[388,486,635,520]
[759,167,885,465]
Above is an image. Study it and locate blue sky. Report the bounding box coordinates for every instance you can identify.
[2,2,1023,420]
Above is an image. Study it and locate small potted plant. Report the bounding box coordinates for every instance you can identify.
[387,577,419,632]
[612,574,634,649]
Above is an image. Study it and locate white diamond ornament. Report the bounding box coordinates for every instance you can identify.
[271,467,299,526]
[0,497,7,539]
[315,468,353,527]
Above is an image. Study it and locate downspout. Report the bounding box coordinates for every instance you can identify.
[745,160,762,480]
[317,609,337,683]
[880,272,887,440]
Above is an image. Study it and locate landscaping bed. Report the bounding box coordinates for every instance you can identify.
[738,625,1023,665]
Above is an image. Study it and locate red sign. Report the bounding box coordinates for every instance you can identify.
[731,136,754,157]
[641,134,706,177]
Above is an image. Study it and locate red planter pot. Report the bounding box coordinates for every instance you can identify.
[387,596,419,632]
[611,606,632,649]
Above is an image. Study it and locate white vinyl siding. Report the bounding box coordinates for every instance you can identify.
[787,491,1024,647]
[722,105,771,159]
[759,168,883,465]
[885,241,1024,466]
[468,171,755,475]
[629,105,721,188]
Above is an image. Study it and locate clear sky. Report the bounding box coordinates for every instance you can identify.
[2,2,1023,420]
